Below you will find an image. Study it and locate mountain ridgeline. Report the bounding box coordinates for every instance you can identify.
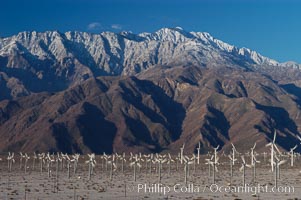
[1,27,301,154]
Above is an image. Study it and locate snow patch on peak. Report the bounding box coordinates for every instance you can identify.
[141,27,192,43]
[237,47,279,65]
[0,28,299,77]
[280,61,301,69]
[0,40,21,56]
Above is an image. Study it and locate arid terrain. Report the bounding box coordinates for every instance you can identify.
[2,28,301,154]
[0,153,300,200]
[1,28,301,200]
[1,65,301,154]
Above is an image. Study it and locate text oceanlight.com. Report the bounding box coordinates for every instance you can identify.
[135,183,294,195]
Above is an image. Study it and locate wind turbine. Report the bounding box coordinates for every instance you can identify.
[19,152,25,169]
[66,155,75,179]
[45,153,55,178]
[205,155,214,177]
[231,143,239,166]
[155,154,167,183]
[85,153,96,180]
[72,154,80,175]
[266,130,282,172]
[144,154,153,174]
[32,152,37,170]
[274,155,286,188]
[180,143,185,164]
[108,155,117,181]
[182,155,195,185]
[249,143,260,183]
[167,153,175,175]
[130,154,142,182]
[24,153,30,173]
[228,155,236,185]
[205,153,219,184]
[38,153,45,173]
[213,145,220,165]
[240,156,252,186]
[196,142,201,165]
[290,145,297,167]
[250,143,256,166]
[7,152,15,172]
[121,152,126,173]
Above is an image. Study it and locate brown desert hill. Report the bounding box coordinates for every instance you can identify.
[1,65,301,154]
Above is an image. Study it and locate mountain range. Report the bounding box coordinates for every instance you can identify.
[1,27,301,154]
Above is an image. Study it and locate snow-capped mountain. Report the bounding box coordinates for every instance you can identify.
[0,27,300,98]
[2,28,301,153]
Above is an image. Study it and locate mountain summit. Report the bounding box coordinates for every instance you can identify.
[1,28,301,153]
[1,27,300,98]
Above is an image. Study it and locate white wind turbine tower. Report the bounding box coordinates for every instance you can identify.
[143,154,150,172]
[32,152,37,170]
[167,153,175,175]
[228,154,236,182]
[250,143,256,166]
[144,153,154,175]
[212,155,219,184]
[240,156,252,186]
[231,143,239,166]
[191,154,197,174]
[46,153,55,178]
[19,152,25,169]
[249,144,260,183]
[108,155,117,181]
[266,130,282,172]
[66,155,72,179]
[295,135,301,163]
[60,153,67,170]
[205,155,214,177]
[175,153,181,171]
[72,154,80,175]
[24,153,30,173]
[38,153,45,173]
[86,153,96,180]
[100,153,105,171]
[213,145,220,165]
[228,143,238,184]
[121,152,126,173]
[182,155,195,185]
[102,153,110,172]
[130,154,141,182]
[114,153,120,170]
[53,153,61,193]
[196,142,201,165]
[205,153,219,184]
[155,154,167,183]
[144,154,153,174]
[137,153,144,173]
[290,145,297,167]
[7,152,15,172]
[180,143,185,164]
[274,155,286,188]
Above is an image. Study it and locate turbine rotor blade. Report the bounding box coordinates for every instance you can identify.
[273,130,277,143]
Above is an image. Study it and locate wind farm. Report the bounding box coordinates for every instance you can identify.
[0,131,300,200]
[1,1,301,199]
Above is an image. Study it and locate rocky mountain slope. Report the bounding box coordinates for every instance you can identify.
[1,27,301,98]
[1,28,301,153]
